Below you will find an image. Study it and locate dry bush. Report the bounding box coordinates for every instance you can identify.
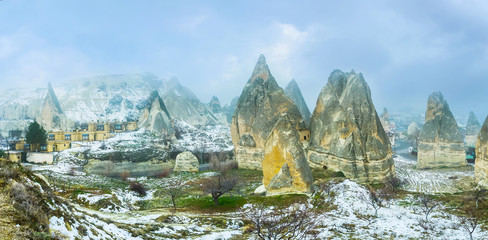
[417,193,438,222]
[384,175,406,194]
[120,171,130,181]
[242,203,320,240]
[157,168,172,178]
[359,187,389,217]
[129,182,147,196]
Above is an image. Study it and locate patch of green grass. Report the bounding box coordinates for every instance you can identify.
[180,195,247,212]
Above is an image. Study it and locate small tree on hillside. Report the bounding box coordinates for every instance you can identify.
[25,121,47,151]
[201,159,238,205]
[417,193,438,222]
[162,178,185,212]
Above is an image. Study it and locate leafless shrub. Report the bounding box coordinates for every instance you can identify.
[359,187,389,217]
[162,178,185,212]
[417,193,438,222]
[458,206,481,240]
[384,175,406,194]
[103,161,115,177]
[129,182,146,196]
[157,168,172,178]
[312,181,336,208]
[472,187,487,208]
[120,170,130,181]
[242,203,320,240]
[0,165,20,179]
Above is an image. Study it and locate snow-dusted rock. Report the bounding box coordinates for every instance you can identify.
[174,151,199,172]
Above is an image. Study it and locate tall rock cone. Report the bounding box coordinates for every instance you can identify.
[465,111,481,147]
[38,82,67,131]
[475,115,488,187]
[285,79,311,124]
[138,90,174,136]
[231,55,308,170]
[417,92,466,168]
[262,114,313,195]
[308,70,394,183]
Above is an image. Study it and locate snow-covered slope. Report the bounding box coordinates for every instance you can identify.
[0,73,228,135]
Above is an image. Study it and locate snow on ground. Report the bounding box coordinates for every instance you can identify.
[172,120,233,153]
[395,154,474,193]
[314,179,485,240]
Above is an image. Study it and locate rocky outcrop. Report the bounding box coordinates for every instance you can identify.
[380,108,391,133]
[285,79,311,124]
[162,78,227,127]
[406,122,420,140]
[223,96,239,123]
[231,55,307,170]
[138,91,174,136]
[475,116,488,187]
[174,151,199,172]
[465,111,481,147]
[209,96,222,113]
[262,114,313,195]
[37,83,69,131]
[417,92,466,169]
[307,70,394,183]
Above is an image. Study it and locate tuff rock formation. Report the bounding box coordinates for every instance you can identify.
[37,83,69,131]
[138,91,174,136]
[465,111,481,147]
[285,79,311,124]
[231,55,307,170]
[174,151,199,172]
[163,78,227,126]
[307,70,394,183]
[475,115,488,187]
[209,96,222,113]
[223,96,239,123]
[406,122,420,140]
[262,114,313,195]
[417,92,466,169]
[380,108,391,133]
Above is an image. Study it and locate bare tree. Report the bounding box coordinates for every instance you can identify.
[163,178,185,212]
[311,180,336,208]
[242,203,319,240]
[459,206,481,240]
[384,175,406,194]
[359,187,389,217]
[472,187,487,209]
[201,159,238,205]
[417,193,438,222]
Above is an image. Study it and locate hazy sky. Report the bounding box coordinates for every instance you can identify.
[1,0,487,122]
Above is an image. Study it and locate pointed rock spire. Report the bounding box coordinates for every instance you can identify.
[138,90,174,136]
[308,70,394,183]
[417,91,465,168]
[285,79,311,124]
[465,111,481,146]
[231,55,307,171]
[38,82,66,131]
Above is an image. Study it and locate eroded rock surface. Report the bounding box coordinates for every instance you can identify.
[231,55,307,170]
[465,111,481,147]
[262,115,313,194]
[38,83,70,131]
[174,151,199,172]
[417,92,466,169]
[308,70,394,183]
[285,79,311,124]
[476,116,488,187]
[138,90,174,136]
